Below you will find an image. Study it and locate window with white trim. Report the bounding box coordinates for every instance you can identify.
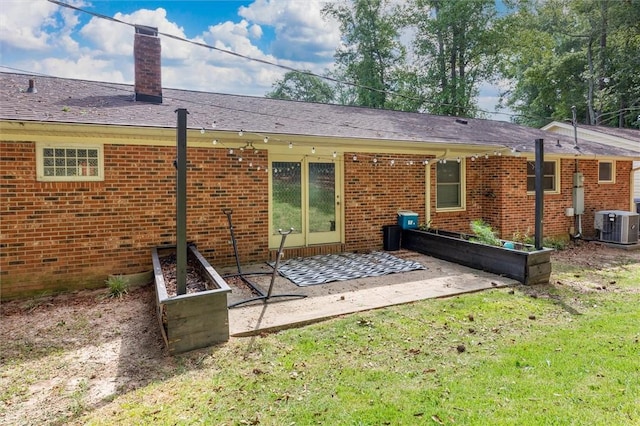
[436,160,465,210]
[598,161,615,183]
[36,143,104,181]
[526,160,558,192]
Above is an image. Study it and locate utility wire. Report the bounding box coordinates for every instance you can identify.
[46,0,517,119]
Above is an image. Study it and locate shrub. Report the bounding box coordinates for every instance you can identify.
[470,219,502,246]
[106,275,128,298]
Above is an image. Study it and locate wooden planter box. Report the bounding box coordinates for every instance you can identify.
[152,245,232,354]
[401,229,553,285]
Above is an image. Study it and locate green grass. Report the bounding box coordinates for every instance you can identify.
[77,262,640,425]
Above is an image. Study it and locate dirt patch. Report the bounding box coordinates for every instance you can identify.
[0,242,638,425]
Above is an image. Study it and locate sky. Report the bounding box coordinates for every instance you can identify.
[0,0,507,119]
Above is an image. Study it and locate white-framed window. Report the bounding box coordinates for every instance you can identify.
[436,159,465,210]
[598,161,615,183]
[36,142,104,181]
[527,160,558,193]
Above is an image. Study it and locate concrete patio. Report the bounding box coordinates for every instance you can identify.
[223,250,518,336]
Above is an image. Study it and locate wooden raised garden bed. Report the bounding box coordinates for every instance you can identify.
[401,229,553,285]
[152,245,231,354]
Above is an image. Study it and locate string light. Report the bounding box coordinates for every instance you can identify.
[390,159,395,166]
[288,142,293,149]
[211,121,217,129]
[311,147,316,154]
[264,136,269,143]
[332,151,337,158]
[457,157,461,163]
[212,139,218,145]
[200,127,205,134]
[238,130,243,137]
[353,155,357,161]
[229,148,234,154]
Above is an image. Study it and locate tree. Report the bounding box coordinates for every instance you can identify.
[499,0,640,128]
[408,0,503,117]
[266,71,335,103]
[323,0,411,110]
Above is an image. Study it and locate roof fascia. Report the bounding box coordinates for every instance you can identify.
[543,121,640,152]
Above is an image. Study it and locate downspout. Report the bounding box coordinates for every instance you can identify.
[571,106,583,239]
[632,164,640,212]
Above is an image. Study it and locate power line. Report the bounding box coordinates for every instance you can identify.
[45,0,517,119]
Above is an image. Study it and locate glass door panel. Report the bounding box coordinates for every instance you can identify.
[272,161,302,235]
[309,162,336,233]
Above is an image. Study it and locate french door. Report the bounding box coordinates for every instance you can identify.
[269,156,341,248]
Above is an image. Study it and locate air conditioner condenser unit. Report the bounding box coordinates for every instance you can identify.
[594,210,639,244]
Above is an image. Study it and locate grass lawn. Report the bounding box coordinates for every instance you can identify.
[2,249,638,425]
[76,261,639,425]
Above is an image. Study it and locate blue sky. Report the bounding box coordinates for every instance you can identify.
[0,0,507,119]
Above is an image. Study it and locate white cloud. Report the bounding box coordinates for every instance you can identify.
[31,55,128,83]
[238,0,340,62]
[0,0,63,50]
[79,8,192,60]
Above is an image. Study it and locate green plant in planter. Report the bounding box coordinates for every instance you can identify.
[106,275,128,298]
[470,219,502,247]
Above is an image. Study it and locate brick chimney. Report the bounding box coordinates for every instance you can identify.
[134,25,162,104]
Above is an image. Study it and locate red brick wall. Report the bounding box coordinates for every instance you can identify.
[1,140,633,299]
[1,142,269,298]
[343,153,427,253]
[428,157,633,240]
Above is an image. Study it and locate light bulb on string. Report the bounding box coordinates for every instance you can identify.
[212,139,218,145]
[485,154,489,159]
[471,156,476,161]
[390,159,395,166]
[457,157,461,163]
[238,130,243,137]
[409,161,414,165]
[200,127,205,134]
[373,157,378,164]
[353,155,357,162]
[229,148,234,155]
[288,142,293,149]
[264,136,269,143]
[332,151,337,158]
[443,159,447,164]
[211,122,217,129]
[238,157,243,162]
[311,147,316,154]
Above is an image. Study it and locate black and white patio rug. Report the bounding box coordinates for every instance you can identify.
[272,252,425,287]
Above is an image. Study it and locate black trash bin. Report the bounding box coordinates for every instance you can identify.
[382,225,401,251]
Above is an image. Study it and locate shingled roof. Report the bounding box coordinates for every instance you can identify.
[1,71,638,159]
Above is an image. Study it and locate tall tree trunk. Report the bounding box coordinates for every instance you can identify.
[586,37,596,125]
[596,0,608,125]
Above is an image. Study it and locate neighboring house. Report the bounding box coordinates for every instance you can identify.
[542,121,640,205]
[1,27,639,299]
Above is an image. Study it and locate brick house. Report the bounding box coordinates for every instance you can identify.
[542,121,640,203]
[1,28,638,299]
